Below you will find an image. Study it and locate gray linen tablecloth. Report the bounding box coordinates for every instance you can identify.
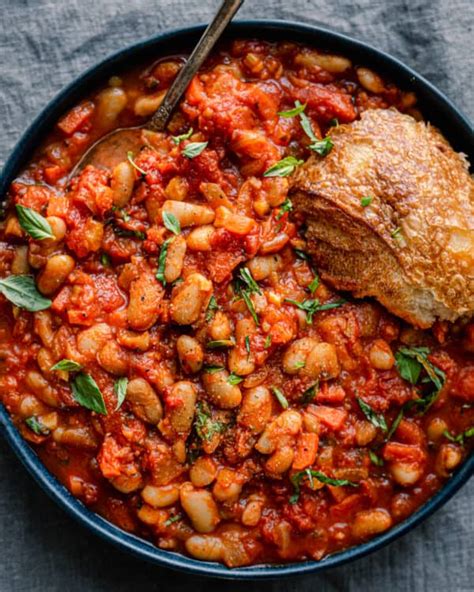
[0,1,472,590]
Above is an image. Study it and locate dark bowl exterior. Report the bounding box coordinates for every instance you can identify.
[0,20,472,580]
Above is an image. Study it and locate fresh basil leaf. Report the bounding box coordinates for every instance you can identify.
[284,297,345,324]
[205,295,219,322]
[194,401,226,441]
[386,408,404,441]
[114,377,128,410]
[206,339,235,349]
[309,136,334,156]
[357,397,388,433]
[276,198,293,220]
[443,426,474,445]
[182,141,208,159]
[272,386,289,409]
[395,350,423,385]
[172,128,193,145]
[290,468,358,504]
[51,359,82,372]
[156,238,172,285]
[71,373,107,415]
[299,110,318,142]
[278,100,306,117]
[263,156,304,178]
[15,205,54,240]
[308,274,319,295]
[245,336,251,357]
[127,151,147,175]
[294,248,311,262]
[300,382,318,404]
[25,416,50,436]
[0,275,51,312]
[162,211,181,235]
[204,365,226,374]
[360,196,373,207]
[369,450,384,466]
[227,373,244,386]
[164,513,182,526]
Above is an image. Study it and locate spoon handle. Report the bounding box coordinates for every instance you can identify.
[147,0,244,131]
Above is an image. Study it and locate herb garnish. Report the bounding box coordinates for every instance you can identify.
[308,274,319,295]
[15,205,54,240]
[114,377,128,410]
[51,359,82,372]
[71,373,107,415]
[369,450,384,466]
[227,373,244,386]
[162,211,181,235]
[127,151,147,175]
[297,107,334,156]
[0,275,51,312]
[25,416,50,436]
[182,141,208,159]
[233,268,261,325]
[206,339,235,349]
[245,336,251,358]
[205,295,219,322]
[272,387,289,409]
[194,401,226,441]
[164,513,182,526]
[204,365,226,374]
[443,427,474,445]
[357,397,388,433]
[276,198,293,220]
[172,128,193,145]
[290,468,358,504]
[100,252,111,267]
[263,156,304,178]
[284,297,346,324]
[278,101,307,117]
[300,382,319,404]
[156,238,172,285]
[360,196,373,207]
[391,227,402,239]
[264,335,272,349]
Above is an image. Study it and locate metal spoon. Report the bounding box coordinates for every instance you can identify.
[70,0,244,177]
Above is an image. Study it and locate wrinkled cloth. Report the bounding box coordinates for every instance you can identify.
[0,1,472,591]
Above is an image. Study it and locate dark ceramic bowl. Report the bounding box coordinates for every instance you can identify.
[0,20,472,580]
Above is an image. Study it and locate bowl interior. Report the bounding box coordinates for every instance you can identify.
[0,20,472,579]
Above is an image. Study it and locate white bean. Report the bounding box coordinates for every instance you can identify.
[180,483,221,533]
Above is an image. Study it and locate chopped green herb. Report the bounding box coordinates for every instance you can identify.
[290,468,358,504]
[309,136,334,156]
[264,334,272,349]
[238,268,262,295]
[172,128,193,145]
[299,110,318,142]
[241,291,259,325]
[360,196,373,207]
[391,226,402,239]
[300,382,319,404]
[51,359,82,372]
[308,274,319,295]
[162,211,181,235]
[71,373,107,415]
[328,118,339,127]
[25,416,50,436]
[395,346,445,413]
[205,295,219,322]
[100,252,111,267]
[443,427,474,445]
[127,151,147,175]
[227,373,244,386]
[204,365,226,374]
[272,386,289,409]
[164,513,182,526]
[233,268,261,325]
[263,156,304,178]
[284,297,346,324]
[357,397,388,433]
[369,450,384,466]
[278,100,307,117]
[386,408,404,441]
[119,208,131,222]
[182,141,208,159]
[276,198,293,220]
[156,238,172,285]
[293,360,306,370]
[245,336,251,357]
[114,377,128,410]
[294,249,311,262]
[206,339,235,349]
[194,401,225,441]
[15,205,54,240]
[0,275,51,312]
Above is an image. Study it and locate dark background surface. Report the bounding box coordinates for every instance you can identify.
[0,1,472,590]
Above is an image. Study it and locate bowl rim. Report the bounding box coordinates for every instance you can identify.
[0,18,472,580]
